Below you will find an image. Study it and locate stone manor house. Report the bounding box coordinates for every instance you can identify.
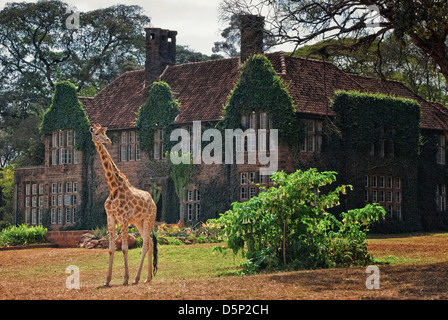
[13,15,448,232]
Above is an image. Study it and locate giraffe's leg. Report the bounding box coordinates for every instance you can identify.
[132,221,145,285]
[105,214,116,287]
[145,232,154,283]
[134,229,148,285]
[120,222,130,286]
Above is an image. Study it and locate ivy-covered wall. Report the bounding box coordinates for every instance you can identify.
[136,81,179,157]
[40,81,104,230]
[418,132,448,230]
[321,90,422,233]
[40,81,94,154]
[220,54,302,146]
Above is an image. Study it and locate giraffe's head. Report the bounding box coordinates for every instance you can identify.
[90,124,111,145]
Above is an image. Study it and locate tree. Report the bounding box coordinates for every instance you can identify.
[219,0,448,89]
[0,1,150,167]
[168,152,193,223]
[0,1,150,94]
[0,164,16,224]
[176,45,223,63]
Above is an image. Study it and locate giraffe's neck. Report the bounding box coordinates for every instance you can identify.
[94,143,129,193]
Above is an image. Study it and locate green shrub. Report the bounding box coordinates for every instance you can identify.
[213,168,386,274]
[0,224,47,246]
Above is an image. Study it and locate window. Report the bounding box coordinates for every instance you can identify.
[371,176,377,188]
[186,187,201,222]
[436,184,447,211]
[259,112,267,129]
[240,112,274,151]
[66,208,71,223]
[52,183,57,194]
[387,177,392,189]
[300,119,323,154]
[57,208,62,224]
[51,130,76,166]
[240,187,248,200]
[121,145,127,162]
[387,191,392,203]
[240,173,247,185]
[396,192,401,203]
[153,130,163,160]
[249,187,256,199]
[51,208,56,225]
[379,176,384,188]
[25,184,31,196]
[187,204,193,221]
[66,182,72,193]
[121,130,141,161]
[379,191,385,202]
[437,134,446,165]
[195,189,200,201]
[32,209,37,225]
[371,190,377,202]
[249,172,256,184]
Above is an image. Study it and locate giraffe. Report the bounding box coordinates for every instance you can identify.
[89,123,157,286]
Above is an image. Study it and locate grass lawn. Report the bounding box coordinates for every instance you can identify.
[1,233,448,299]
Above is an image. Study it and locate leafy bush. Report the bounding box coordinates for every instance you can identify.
[212,168,386,274]
[0,224,47,246]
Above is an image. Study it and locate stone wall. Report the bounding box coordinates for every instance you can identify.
[46,230,91,247]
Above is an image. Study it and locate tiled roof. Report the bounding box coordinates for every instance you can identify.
[81,51,448,132]
[160,57,241,123]
[83,69,148,129]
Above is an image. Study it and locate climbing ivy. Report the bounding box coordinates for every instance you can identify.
[40,81,93,154]
[136,81,179,157]
[322,90,422,232]
[220,54,302,146]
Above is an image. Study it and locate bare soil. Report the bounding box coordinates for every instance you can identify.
[1,233,448,300]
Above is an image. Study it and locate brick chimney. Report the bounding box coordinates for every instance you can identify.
[239,15,264,63]
[145,28,177,87]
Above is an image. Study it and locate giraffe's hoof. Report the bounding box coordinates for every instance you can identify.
[145,278,152,284]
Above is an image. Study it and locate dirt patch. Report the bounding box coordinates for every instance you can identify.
[1,234,448,300]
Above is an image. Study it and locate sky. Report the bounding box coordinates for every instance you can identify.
[0,0,234,56]
[0,0,296,55]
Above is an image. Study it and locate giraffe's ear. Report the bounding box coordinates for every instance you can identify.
[103,127,108,132]
[89,126,94,133]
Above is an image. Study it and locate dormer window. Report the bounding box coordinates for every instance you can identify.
[51,130,78,165]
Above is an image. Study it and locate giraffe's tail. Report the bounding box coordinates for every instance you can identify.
[152,232,158,276]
